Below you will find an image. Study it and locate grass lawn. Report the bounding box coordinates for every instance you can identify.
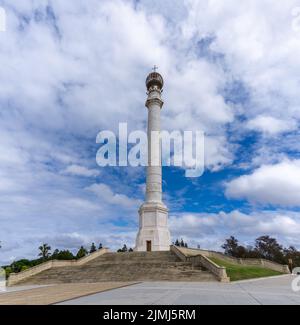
[209,257,283,281]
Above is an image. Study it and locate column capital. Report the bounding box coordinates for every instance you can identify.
[145,97,164,109]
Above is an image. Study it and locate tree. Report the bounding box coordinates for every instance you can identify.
[76,246,88,259]
[222,236,239,256]
[90,243,97,254]
[174,238,188,248]
[10,259,35,273]
[244,245,261,258]
[98,243,103,250]
[52,249,75,260]
[4,267,12,279]
[52,249,59,258]
[221,236,248,258]
[255,236,285,263]
[38,243,51,259]
[284,246,300,269]
[117,244,128,252]
[221,235,300,264]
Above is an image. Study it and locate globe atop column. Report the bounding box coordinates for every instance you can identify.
[146,71,164,91]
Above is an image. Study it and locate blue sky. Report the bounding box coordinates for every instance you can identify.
[1,0,300,264]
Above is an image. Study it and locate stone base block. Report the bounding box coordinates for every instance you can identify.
[135,202,171,251]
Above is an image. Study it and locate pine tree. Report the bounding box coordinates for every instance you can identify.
[76,246,88,259]
[117,244,128,252]
[51,249,60,259]
[90,242,97,254]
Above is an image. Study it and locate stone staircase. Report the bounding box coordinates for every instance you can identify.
[17,251,217,285]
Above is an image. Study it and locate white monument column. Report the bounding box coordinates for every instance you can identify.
[135,69,171,251]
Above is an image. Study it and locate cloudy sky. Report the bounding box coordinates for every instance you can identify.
[1,0,300,264]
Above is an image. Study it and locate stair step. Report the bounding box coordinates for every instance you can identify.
[16,251,217,285]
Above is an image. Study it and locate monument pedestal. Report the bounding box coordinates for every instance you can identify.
[135,202,171,251]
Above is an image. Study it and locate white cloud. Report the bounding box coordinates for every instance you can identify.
[86,183,142,209]
[256,215,300,235]
[170,210,300,250]
[246,116,297,135]
[0,0,235,171]
[225,159,300,206]
[183,0,300,129]
[204,136,233,171]
[63,164,100,177]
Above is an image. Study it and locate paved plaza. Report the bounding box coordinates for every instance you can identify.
[0,275,299,305]
[0,282,136,305]
[58,275,300,305]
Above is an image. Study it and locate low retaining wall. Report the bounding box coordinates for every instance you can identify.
[170,245,187,261]
[7,248,110,286]
[188,254,229,282]
[170,245,230,282]
[260,259,290,273]
[174,246,290,274]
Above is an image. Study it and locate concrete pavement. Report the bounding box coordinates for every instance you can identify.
[58,275,300,305]
[0,282,137,305]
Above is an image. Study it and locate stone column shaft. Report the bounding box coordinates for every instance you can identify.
[146,95,163,203]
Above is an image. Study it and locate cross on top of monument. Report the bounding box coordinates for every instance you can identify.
[152,65,158,72]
